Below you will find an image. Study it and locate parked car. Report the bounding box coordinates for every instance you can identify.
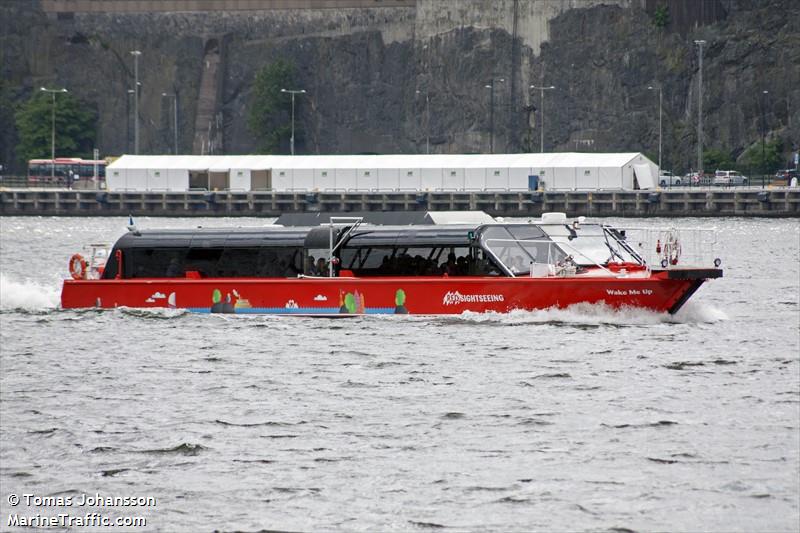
[658,171,682,187]
[713,170,748,186]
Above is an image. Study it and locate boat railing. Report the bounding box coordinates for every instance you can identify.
[328,217,364,277]
[617,227,720,269]
[82,242,111,279]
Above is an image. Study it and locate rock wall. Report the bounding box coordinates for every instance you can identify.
[1,0,798,174]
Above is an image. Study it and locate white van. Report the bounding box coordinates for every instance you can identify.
[713,170,748,186]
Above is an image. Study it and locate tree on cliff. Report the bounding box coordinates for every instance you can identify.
[248,60,299,154]
[14,90,97,164]
[703,148,735,171]
[739,138,784,176]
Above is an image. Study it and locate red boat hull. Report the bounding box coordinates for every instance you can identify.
[60,271,714,315]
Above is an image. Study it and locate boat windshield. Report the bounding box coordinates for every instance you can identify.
[479,225,566,276]
[541,223,642,266]
[479,223,643,276]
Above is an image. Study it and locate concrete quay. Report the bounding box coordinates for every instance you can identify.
[1,188,798,217]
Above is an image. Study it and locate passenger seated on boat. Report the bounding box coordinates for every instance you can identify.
[165,257,183,277]
[305,256,317,276]
[441,253,457,276]
[457,256,468,275]
[423,261,439,275]
[316,258,327,276]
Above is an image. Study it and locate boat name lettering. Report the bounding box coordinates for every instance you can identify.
[605,289,653,296]
[442,291,505,305]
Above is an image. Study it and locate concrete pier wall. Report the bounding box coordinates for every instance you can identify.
[2,189,798,217]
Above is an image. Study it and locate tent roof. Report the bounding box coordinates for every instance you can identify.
[108,153,649,171]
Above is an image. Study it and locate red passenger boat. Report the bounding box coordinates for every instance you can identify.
[60,213,722,315]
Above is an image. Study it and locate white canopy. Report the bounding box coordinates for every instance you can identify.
[109,153,650,171]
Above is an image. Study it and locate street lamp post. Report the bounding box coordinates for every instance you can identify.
[126,89,135,153]
[530,85,555,153]
[162,92,178,154]
[415,90,430,154]
[648,85,663,173]
[40,87,68,184]
[694,40,706,178]
[281,88,306,155]
[130,50,142,154]
[761,89,768,186]
[484,78,504,154]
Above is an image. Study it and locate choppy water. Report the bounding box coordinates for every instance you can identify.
[0,216,798,532]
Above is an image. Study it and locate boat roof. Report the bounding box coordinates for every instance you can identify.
[274,210,495,226]
[112,224,484,249]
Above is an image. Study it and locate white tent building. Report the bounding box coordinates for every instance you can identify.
[105,153,658,192]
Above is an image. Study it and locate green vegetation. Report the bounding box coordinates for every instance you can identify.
[703,147,735,171]
[0,80,16,170]
[739,138,784,175]
[666,49,685,73]
[14,90,97,165]
[247,60,297,154]
[652,5,670,28]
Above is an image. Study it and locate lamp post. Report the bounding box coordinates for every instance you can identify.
[694,40,706,178]
[126,88,135,153]
[415,90,430,154]
[648,85,663,173]
[530,85,555,153]
[281,88,306,155]
[130,50,142,154]
[162,92,178,154]
[761,90,768,186]
[484,78,504,154]
[40,87,68,184]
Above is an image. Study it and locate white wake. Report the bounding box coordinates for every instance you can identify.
[0,273,60,311]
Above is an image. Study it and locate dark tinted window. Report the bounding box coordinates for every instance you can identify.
[110,245,305,279]
[261,248,302,277]
[339,245,494,276]
[129,248,187,278]
[184,247,224,277]
[217,248,260,277]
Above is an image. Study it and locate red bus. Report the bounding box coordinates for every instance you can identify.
[28,158,107,186]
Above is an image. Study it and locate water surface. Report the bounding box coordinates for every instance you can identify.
[1,216,798,532]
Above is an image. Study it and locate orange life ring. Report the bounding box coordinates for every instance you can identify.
[69,253,87,280]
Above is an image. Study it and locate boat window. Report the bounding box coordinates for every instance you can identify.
[304,248,330,276]
[396,246,440,275]
[339,247,361,270]
[338,247,395,275]
[338,245,494,276]
[471,247,503,276]
[480,225,564,275]
[437,246,472,275]
[253,247,300,277]
[480,227,522,271]
[184,247,224,277]
[506,225,557,270]
[128,248,187,278]
[218,248,260,277]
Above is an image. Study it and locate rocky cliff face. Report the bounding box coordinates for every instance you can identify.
[1,0,797,173]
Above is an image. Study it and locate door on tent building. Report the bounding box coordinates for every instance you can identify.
[251,169,272,190]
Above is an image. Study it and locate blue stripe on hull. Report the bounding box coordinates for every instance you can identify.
[185,307,397,315]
